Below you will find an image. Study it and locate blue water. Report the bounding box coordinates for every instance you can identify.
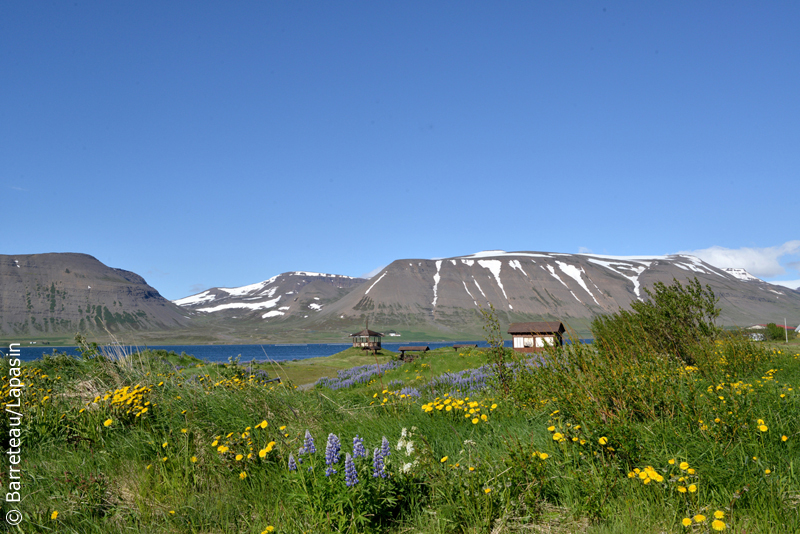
[5,339,591,363]
[5,341,500,363]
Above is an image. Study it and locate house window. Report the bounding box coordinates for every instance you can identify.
[513,336,535,348]
[535,336,554,348]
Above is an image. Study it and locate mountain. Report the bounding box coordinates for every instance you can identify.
[6,250,798,343]
[0,253,190,337]
[173,251,800,339]
[175,271,366,320]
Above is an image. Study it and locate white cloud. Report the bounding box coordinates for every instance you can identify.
[359,265,387,279]
[770,280,800,291]
[578,246,592,254]
[677,241,800,278]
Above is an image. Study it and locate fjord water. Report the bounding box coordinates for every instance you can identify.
[10,341,515,363]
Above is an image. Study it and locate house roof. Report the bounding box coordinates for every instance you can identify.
[350,329,384,337]
[508,321,565,335]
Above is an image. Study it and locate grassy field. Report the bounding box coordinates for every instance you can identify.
[3,334,799,533]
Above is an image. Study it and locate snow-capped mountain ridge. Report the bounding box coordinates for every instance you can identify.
[171,251,800,335]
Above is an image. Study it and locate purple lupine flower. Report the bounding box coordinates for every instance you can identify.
[345,453,358,487]
[325,433,341,466]
[288,453,297,471]
[353,435,367,458]
[304,430,316,454]
[372,447,387,478]
[381,436,391,458]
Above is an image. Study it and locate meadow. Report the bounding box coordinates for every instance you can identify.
[2,284,799,533]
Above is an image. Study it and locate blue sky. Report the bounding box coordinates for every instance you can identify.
[3,1,798,300]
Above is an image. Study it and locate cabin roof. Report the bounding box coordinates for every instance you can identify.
[507,321,565,335]
[350,329,384,337]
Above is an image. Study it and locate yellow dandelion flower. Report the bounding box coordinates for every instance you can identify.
[765,469,771,474]
[279,425,286,431]
[678,486,687,493]
[714,511,725,519]
[239,471,247,479]
[103,418,112,427]
[181,428,188,433]
[169,510,175,515]
[162,442,168,448]
[547,425,556,432]
[681,517,692,527]
[472,417,479,424]
[679,461,689,470]
[552,432,563,441]
[484,487,492,494]
[598,437,608,445]
[190,456,197,463]
[440,456,448,463]
[538,452,549,460]
[694,514,706,523]
[711,519,726,531]
[688,484,697,493]
[758,424,768,432]
[261,527,275,534]
[668,459,675,465]
[51,511,58,520]
[236,454,244,461]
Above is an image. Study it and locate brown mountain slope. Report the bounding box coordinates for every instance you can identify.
[0,253,190,336]
[305,251,800,336]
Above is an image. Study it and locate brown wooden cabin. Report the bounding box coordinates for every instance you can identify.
[350,328,384,353]
[508,321,565,353]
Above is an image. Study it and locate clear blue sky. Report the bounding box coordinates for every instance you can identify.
[3,1,799,299]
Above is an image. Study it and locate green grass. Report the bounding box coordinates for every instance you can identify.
[4,339,800,533]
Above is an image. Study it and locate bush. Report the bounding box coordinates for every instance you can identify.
[591,277,720,366]
[765,323,794,341]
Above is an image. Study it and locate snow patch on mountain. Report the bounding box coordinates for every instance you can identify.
[478,259,511,309]
[462,280,477,306]
[365,272,388,295]
[557,261,599,305]
[457,250,552,260]
[724,268,761,282]
[432,260,443,306]
[197,296,281,313]
[586,258,649,298]
[473,278,487,299]
[545,264,581,303]
[174,291,217,307]
[508,259,529,277]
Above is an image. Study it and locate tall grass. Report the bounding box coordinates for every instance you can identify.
[4,321,799,533]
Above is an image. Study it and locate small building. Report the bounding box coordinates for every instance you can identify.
[350,328,384,353]
[508,321,565,353]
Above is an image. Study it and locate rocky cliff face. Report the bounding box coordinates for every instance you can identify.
[0,253,190,336]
